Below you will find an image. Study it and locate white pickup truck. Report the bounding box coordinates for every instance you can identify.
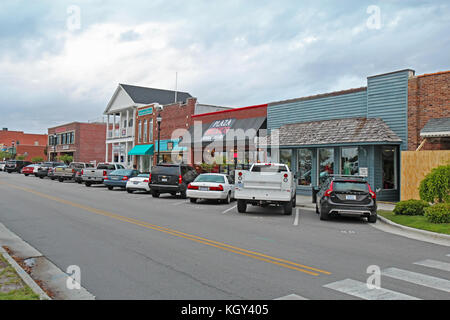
[234,163,296,215]
[81,163,125,186]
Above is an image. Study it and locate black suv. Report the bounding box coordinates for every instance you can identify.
[149,163,198,198]
[313,176,377,223]
[35,162,65,179]
[5,160,32,173]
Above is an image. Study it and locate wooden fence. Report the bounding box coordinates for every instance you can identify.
[401,150,450,201]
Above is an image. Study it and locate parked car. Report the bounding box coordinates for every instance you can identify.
[82,163,125,186]
[4,160,32,173]
[126,173,151,193]
[35,162,65,179]
[234,163,296,215]
[49,164,68,180]
[187,173,235,204]
[149,163,198,198]
[0,161,6,171]
[313,176,377,223]
[104,169,140,190]
[22,164,38,176]
[55,162,94,183]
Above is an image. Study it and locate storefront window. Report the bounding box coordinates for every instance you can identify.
[318,148,334,185]
[382,147,396,189]
[143,120,147,142]
[341,147,358,175]
[149,120,153,142]
[297,149,312,186]
[138,121,142,143]
[279,149,292,170]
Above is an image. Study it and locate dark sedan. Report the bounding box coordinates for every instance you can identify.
[104,169,140,190]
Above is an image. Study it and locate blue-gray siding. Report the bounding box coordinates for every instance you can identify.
[267,90,367,130]
[367,71,410,150]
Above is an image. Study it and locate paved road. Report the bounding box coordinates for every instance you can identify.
[0,172,449,299]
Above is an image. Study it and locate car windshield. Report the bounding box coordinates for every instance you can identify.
[333,181,369,193]
[110,169,133,176]
[152,165,179,175]
[251,165,288,173]
[194,175,225,183]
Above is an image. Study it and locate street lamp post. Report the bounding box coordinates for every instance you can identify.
[156,113,162,164]
[53,133,57,161]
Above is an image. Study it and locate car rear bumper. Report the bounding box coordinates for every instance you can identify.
[104,180,127,187]
[187,190,228,199]
[126,182,150,191]
[150,184,183,193]
[322,199,377,217]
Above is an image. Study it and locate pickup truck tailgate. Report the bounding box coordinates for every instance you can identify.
[235,170,293,201]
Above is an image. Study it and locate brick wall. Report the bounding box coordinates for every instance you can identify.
[0,130,47,147]
[15,145,47,161]
[408,71,450,150]
[48,122,106,163]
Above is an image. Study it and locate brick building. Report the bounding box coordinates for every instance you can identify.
[0,128,47,161]
[129,97,230,171]
[182,104,268,170]
[408,70,450,150]
[47,122,106,164]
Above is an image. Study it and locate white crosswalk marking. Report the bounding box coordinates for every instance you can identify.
[382,268,450,293]
[323,279,419,300]
[274,293,308,300]
[414,259,450,272]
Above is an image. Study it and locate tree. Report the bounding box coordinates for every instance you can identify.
[31,156,44,163]
[58,154,73,164]
[419,164,450,203]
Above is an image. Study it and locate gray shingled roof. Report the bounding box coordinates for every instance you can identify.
[120,84,192,105]
[420,117,450,137]
[261,118,402,146]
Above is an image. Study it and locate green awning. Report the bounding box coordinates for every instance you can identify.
[128,144,154,155]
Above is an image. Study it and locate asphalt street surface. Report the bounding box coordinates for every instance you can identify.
[0,172,449,299]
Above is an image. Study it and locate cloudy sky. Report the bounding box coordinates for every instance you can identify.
[0,0,449,133]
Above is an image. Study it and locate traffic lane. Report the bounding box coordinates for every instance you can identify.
[2,173,449,277]
[0,180,338,300]
[2,173,450,299]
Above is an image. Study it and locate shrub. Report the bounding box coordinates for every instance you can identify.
[58,154,73,164]
[424,203,450,224]
[31,156,44,163]
[393,199,430,216]
[15,155,26,160]
[419,164,450,203]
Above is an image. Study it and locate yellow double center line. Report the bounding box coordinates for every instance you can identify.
[1,182,331,276]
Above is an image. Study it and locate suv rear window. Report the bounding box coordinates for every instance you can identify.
[152,165,180,175]
[333,181,369,193]
[251,165,288,173]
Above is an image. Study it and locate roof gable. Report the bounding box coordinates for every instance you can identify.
[120,84,192,105]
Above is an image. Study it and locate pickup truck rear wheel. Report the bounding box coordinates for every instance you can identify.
[152,191,160,198]
[58,177,64,182]
[190,198,197,203]
[237,200,247,213]
[283,201,293,215]
[85,182,91,187]
[107,186,113,190]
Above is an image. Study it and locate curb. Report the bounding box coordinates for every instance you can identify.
[0,247,51,300]
[377,215,450,241]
